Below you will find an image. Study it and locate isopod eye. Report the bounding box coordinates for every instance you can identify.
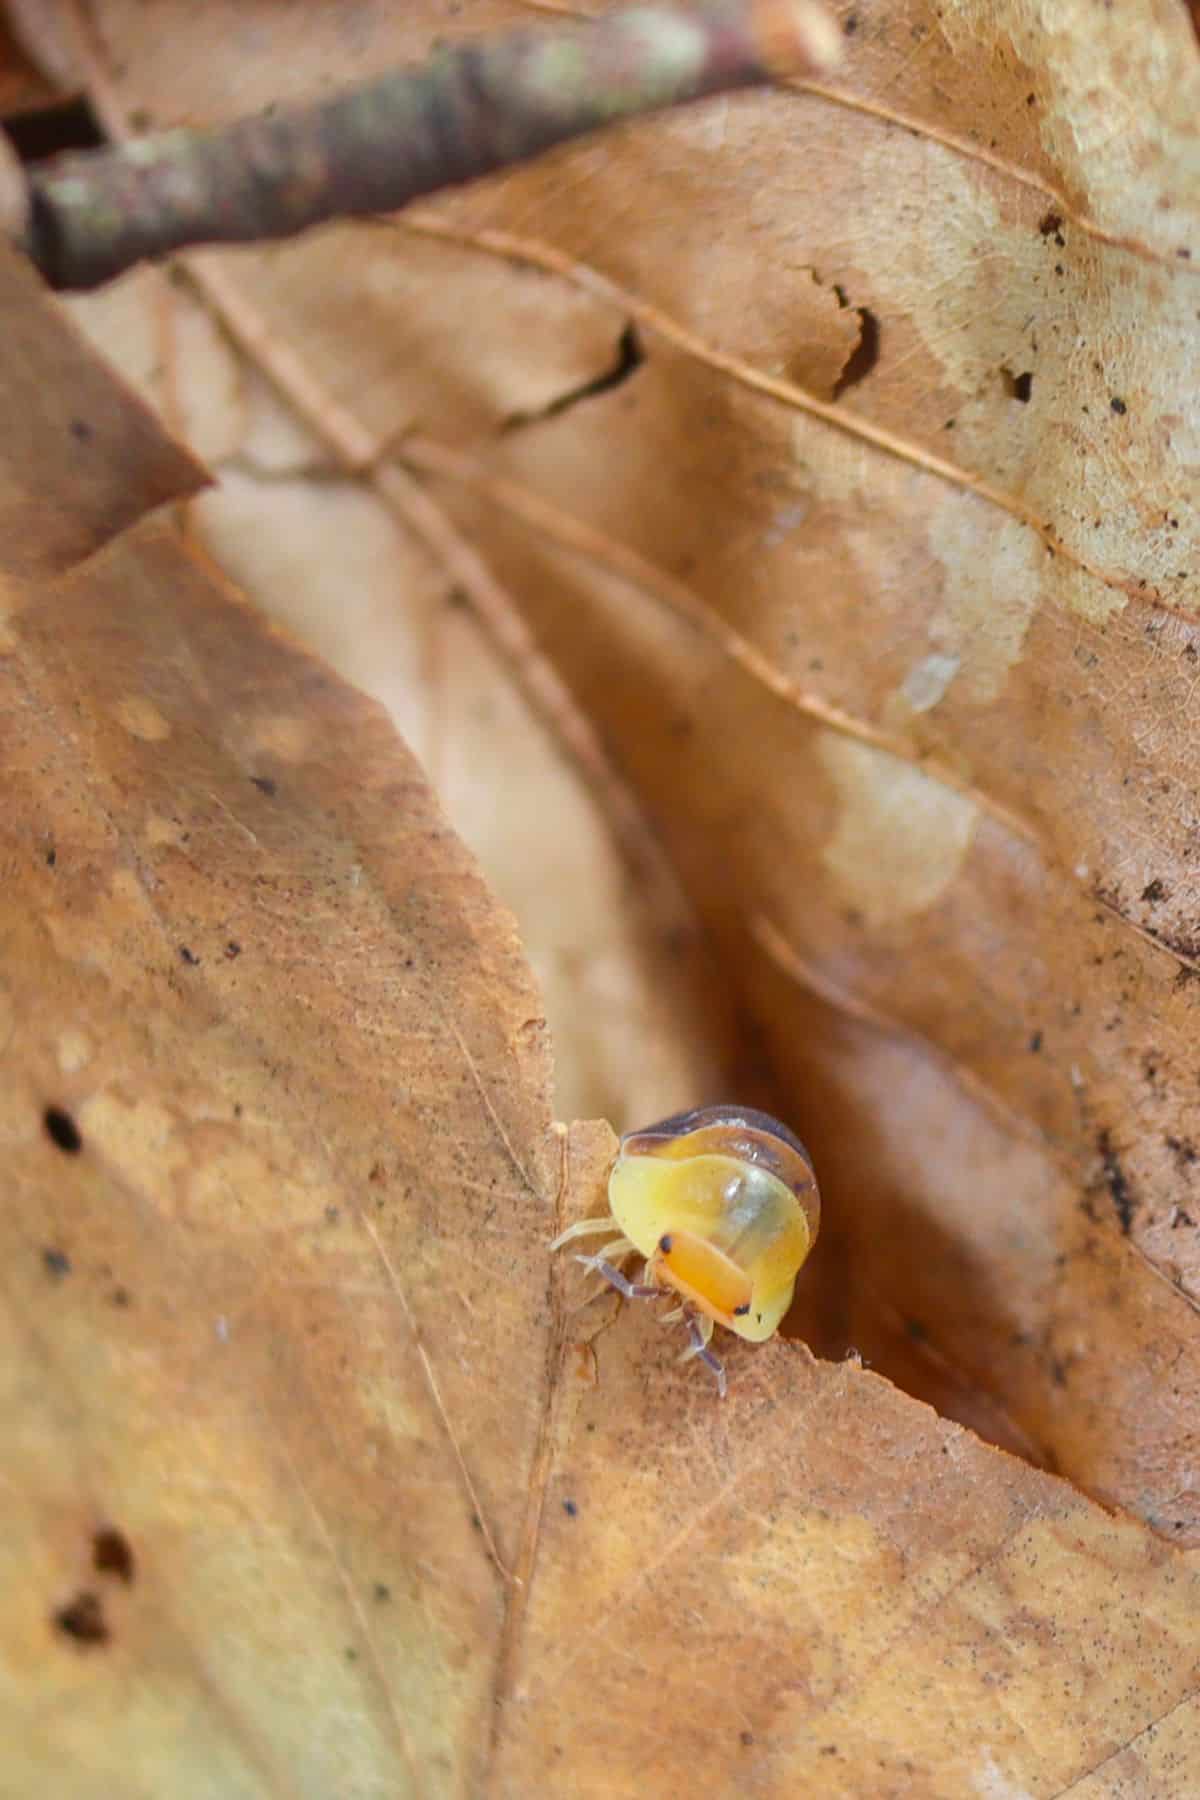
[608,1105,820,1344]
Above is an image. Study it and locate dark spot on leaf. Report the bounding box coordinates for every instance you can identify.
[1110,396,1127,415]
[53,1591,109,1647]
[44,1106,82,1154]
[1038,211,1065,245]
[563,1498,578,1518]
[659,1234,673,1254]
[45,846,57,867]
[1028,1030,1043,1053]
[93,1528,135,1585]
[179,945,199,966]
[250,775,277,797]
[1165,1135,1198,1172]
[740,1730,755,1747]
[905,1317,928,1342]
[225,940,242,959]
[373,1583,391,1603]
[1097,1129,1135,1235]
[42,1247,71,1279]
[1141,878,1167,904]
[111,1287,132,1308]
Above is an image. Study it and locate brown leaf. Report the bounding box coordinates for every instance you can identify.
[7,0,1200,1789]
[100,0,1187,1527]
[2,239,556,1790]
[0,5,58,115]
[0,247,203,572]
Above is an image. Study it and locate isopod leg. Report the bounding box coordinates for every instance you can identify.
[573,1253,659,1300]
[678,1312,727,1398]
[549,1215,617,1252]
[699,1345,728,1399]
[595,1237,636,1265]
[678,1311,714,1359]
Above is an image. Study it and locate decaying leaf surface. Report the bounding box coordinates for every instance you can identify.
[0,6,54,115]
[0,239,1196,1800]
[1,239,559,1792]
[2,230,1200,1790]
[507,1235,1200,1798]
[35,0,1200,1542]
[5,0,1200,1792]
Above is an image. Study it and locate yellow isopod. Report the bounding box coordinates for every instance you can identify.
[551,1105,820,1396]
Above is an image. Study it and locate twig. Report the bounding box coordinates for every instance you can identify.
[16,0,840,291]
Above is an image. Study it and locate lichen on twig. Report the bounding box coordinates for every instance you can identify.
[13,0,840,292]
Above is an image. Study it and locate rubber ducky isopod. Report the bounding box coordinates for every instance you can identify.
[551,1105,820,1397]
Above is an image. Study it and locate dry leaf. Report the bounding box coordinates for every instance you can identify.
[4,0,1200,1789]
[2,238,555,1792]
[2,255,1199,1782]
[35,0,1200,1518]
[0,5,55,116]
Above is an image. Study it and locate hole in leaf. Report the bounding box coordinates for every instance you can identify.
[832,301,880,398]
[53,1591,109,1647]
[93,1528,136,1585]
[43,1106,82,1154]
